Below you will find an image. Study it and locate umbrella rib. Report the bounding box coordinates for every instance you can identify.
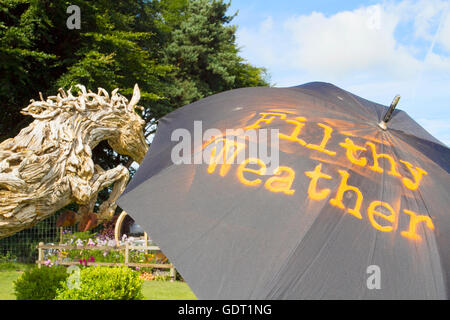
[411,186,447,296]
[266,212,348,298]
[359,132,390,298]
[266,171,364,298]
[384,132,435,220]
[411,186,448,297]
[289,87,374,123]
[341,90,379,122]
[383,132,447,296]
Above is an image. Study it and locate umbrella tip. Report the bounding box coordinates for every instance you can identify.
[378,95,401,130]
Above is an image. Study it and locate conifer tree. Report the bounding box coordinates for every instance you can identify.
[165,0,268,107]
[0,0,269,168]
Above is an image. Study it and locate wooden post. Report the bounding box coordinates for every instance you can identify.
[124,242,129,265]
[33,243,169,270]
[170,266,176,282]
[59,227,63,244]
[115,211,128,244]
[37,242,44,269]
[144,232,148,255]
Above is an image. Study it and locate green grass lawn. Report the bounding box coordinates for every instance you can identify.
[0,270,196,300]
[0,271,22,300]
[142,281,196,300]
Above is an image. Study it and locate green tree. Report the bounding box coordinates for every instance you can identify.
[0,0,174,144]
[0,0,269,141]
[164,0,269,107]
[0,0,59,139]
[0,0,269,244]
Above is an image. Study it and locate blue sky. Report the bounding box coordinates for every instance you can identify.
[227,0,450,146]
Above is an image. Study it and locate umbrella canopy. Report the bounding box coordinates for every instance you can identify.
[117,82,450,299]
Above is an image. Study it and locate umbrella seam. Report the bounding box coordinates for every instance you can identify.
[385,131,447,298]
[267,210,348,299]
[265,156,368,298]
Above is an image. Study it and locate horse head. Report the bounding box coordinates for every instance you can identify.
[105,84,148,164]
[0,84,150,239]
[20,84,149,164]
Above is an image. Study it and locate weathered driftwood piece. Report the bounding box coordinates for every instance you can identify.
[0,84,148,239]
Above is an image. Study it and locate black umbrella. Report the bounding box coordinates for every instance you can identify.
[117,82,450,299]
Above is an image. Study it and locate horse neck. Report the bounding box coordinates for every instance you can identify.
[66,111,120,150]
[7,111,120,154]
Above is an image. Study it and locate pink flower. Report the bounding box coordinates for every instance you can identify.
[107,239,116,247]
[79,259,88,266]
[44,259,53,267]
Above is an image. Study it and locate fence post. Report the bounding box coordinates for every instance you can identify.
[170,266,176,282]
[144,232,148,255]
[37,242,44,269]
[124,242,129,265]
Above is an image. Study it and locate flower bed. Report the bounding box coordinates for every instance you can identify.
[37,230,176,281]
[13,265,144,300]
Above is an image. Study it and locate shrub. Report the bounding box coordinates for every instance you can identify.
[0,252,28,271]
[55,266,144,300]
[13,266,69,300]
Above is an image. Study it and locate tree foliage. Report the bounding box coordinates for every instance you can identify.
[165,0,268,106]
[1,0,268,141]
[0,0,269,237]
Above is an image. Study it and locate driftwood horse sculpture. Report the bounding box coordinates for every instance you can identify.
[0,84,148,239]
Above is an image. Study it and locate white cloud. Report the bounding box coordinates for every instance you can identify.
[235,0,450,144]
[400,0,449,47]
[439,10,450,51]
[425,51,450,71]
[237,0,450,81]
[282,5,421,78]
[410,0,447,39]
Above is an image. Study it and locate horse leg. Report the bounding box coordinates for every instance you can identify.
[91,164,129,221]
[70,164,129,222]
[76,164,102,216]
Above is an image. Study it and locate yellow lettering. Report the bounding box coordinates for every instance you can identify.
[265,166,296,195]
[366,142,401,177]
[236,158,267,186]
[399,160,428,191]
[306,123,337,156]
[278,117,306,146]
[339,137,367,167]
[367,201,396,232]
[207,138,246,177]
[304,163,332,201]
[401,209,435,241]
[329,170,363,219]
[279,117,307,146]
[245,112,287,130]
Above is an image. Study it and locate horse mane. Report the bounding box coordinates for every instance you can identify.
[0,84,143,172]
[0,84,147,238]
[1,84,143,153]
[21,84,143,120]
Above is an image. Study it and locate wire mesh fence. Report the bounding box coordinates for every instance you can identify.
[0,207,141,264]
[0,211,77,264]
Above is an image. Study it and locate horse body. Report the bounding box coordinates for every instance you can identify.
[0,85,148,238]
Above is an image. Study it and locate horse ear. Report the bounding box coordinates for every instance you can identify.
[128,84,140,111]
[75,84,87,96]
[21,101,59,119]
[97,87,109,100]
